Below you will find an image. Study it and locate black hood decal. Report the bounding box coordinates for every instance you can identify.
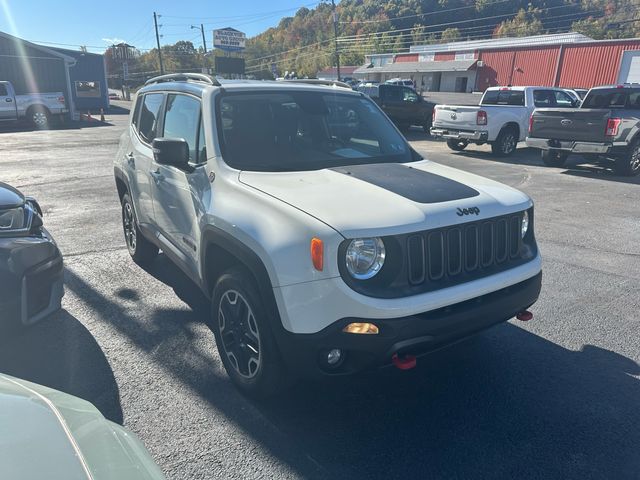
[330,163,479,204]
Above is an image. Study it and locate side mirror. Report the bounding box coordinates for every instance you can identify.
[152,138,190,169]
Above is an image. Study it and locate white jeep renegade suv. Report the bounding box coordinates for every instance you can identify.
[114,74,542,397]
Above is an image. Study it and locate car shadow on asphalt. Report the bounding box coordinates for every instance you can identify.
[62,259,640,479]
[0,308,124,424]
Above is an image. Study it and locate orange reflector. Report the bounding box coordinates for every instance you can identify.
[343,322,379,335]
[310,237,323,271]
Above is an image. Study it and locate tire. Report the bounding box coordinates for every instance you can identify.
[121,193,158,266]
[541,150,568,167]
[422,114,432,134]
[614,141,640,176]
[211,267,288,398]
[29,106,50,129]
[491,127,518,156]
[447,139,468,151]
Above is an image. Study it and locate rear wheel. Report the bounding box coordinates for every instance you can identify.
[422,113,432,134]
[446,139,468,151]
[541,150,568,167]
[614,141,640,176]
[212,267,289,398]
[29,106,50,129]
[121,193,158,266]
[491,127,518,156]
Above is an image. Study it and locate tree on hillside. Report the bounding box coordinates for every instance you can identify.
[494,8,544,37]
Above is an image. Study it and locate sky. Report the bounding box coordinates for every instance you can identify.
[0,0,324,53]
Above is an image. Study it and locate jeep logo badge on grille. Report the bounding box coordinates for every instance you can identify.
[457,206,480,216]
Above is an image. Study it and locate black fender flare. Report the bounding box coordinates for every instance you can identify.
[200,226,277,309]
[113,166,131,199]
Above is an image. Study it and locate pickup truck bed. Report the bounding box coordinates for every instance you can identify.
[526,85,640,176]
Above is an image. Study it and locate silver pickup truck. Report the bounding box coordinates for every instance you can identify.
[0,80,68,129]
[526,84,640,176]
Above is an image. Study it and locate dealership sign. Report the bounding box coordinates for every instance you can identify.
[213,28,246,52]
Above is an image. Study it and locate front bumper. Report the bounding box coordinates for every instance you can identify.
[526,137,613,154]
[0,227,64,330]
[273,272,541,376]
[431,127,488,142]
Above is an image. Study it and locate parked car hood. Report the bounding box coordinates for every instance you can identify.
[0,182,25,210]
[0,373,166,480]
[238,160,531,238]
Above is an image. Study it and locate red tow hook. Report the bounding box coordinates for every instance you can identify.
[392,353,417,370]
[516,310,534,321]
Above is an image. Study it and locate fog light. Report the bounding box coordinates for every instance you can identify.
[326,348,342,365]
[343,322,379,335]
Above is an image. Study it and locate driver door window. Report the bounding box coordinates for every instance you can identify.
[162,94,201,163]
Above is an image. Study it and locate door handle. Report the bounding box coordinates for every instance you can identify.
[150,169,165,183]
[125,152,135,165]
[5,98,12,103]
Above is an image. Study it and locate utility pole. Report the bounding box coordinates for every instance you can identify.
[192,24,208,72]
[153,12,164,75]
[331,0,340,81]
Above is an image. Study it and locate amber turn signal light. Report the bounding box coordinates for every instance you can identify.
[343,322,379,335]
[311,237,323,271]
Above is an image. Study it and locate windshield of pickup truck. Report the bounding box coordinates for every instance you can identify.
[481,89,525,106]
[582,88,640,109]
[217,91,413,171]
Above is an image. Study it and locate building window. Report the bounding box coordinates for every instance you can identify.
[419,53,434,62]
[75,81,101,98]
[455,51,475,60]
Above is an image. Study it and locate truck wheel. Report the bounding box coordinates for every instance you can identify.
[422,114,432,134]
[491,127,518,156]
[447,139,468,151]
[541,150,568,167]
[29,106,51,129]
[121,193,158,266]
[614,141,640,176]
[212,266,288,398]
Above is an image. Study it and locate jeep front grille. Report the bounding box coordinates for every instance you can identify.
[406,213,525,288]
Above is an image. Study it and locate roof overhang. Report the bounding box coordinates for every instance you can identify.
[0,30,76,64]
[354,59,476,75]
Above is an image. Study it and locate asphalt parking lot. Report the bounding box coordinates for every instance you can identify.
[1,103,639,479]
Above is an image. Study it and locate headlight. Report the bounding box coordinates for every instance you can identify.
[345,237,385,279]
[0,207,27,231]
[521,210,529,238]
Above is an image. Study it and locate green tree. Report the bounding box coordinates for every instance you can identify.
[494,8,544,37]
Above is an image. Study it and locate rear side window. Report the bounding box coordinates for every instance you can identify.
[533,90,554,107]
[582,89,640,109]
[163,94,201,162]
[131,95,142,128]
[384,87,402,101]
[554,90,575,107]
[138,93,164,143]
[0,84,7,96]
[482,90,525,106]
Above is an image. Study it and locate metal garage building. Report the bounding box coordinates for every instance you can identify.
[0,30,108,118]
[357,33,640,93]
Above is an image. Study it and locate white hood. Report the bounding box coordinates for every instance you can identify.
[239,160,531,238]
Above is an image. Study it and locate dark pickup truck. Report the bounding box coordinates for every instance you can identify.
[357,83,435,133]
[526,85,640,176]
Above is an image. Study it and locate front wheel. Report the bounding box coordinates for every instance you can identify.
[491,127,518,156]
[614,141,640,176]
[212,267,289,398]
[447,139,468,151]
[121,193,158,266]
[541,150,568,167]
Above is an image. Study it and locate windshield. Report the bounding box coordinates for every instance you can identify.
[582,88,640,109]
[217,90,412,171]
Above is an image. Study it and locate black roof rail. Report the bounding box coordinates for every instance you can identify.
[144,73,221,87]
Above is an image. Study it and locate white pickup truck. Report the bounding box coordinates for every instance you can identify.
[0,80,68,129]
[431,86,579,156]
